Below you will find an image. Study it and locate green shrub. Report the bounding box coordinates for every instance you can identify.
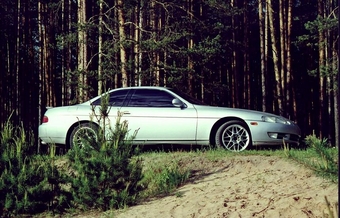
[0,119,68,216]
[66,93,143,211]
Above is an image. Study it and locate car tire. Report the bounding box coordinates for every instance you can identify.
[69,123,99,149]
[215,120,251,152]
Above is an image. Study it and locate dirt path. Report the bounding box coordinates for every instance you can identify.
[111,156,338,218]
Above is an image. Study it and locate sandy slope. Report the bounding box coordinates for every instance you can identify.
[112,156,338,218]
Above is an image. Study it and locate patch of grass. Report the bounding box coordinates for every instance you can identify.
[140,153,190,198]
[286,134,338,182]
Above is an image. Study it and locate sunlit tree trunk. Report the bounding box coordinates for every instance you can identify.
[77,0,88,102]
[268,0,283,114]
[279,0,286,112]
[265,2,269,111]
[259,0,266,112]
[328,0,338,146]
[117,0,128,87]
[134,1,142,86]
[287,0,296,119]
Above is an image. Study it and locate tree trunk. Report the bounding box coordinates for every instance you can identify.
[259,0,266,112]
[336,0,340,148]
[61,0,66,104]
[317,0,325,138]
[15,0,21,119]
[187,0,194,95]
[231,0,239,108]
[265,1,270,111]
[60,0,72,105]
[77,0,88,102]
[38,0,44,152]
[243,0,250,109]
[279,0,286,114]
[287,0,296,119]
[117,0,128,87]
[66,0,72,104]
[134,1,142,86]
[199,2,204,101]
[268,0,283,114]
[98,0,103,94]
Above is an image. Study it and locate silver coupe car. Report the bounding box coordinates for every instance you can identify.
[38,86,301,151]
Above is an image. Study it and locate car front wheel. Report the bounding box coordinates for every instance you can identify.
[69,123,99,149]
[215,121,251,152]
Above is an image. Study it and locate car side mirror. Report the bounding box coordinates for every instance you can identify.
[172,98,186,109]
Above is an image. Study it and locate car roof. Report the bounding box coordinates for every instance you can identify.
[112,86,171,91]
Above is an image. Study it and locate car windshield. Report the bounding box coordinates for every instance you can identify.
[169,88,207,105]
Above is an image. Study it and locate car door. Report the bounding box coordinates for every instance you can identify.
[91,88,131,130]
[120,88,198,143]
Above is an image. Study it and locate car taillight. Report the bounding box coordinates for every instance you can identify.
[42,116,49,123]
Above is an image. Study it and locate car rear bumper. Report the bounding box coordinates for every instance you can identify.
[38,124,66,145]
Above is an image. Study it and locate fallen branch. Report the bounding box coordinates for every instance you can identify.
[252,198,274,216]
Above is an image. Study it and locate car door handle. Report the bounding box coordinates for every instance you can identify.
[123,111,131,115]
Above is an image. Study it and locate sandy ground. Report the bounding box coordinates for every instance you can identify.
[110,156,338,218]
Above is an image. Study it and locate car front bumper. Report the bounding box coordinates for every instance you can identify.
[247,120,301,146]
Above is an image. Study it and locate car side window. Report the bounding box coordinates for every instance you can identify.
[92,89,129,106]
[128,89,175,107]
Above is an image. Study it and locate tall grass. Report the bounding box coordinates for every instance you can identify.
[141,159,190,197]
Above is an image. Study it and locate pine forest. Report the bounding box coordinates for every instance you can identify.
[0,0,339,149]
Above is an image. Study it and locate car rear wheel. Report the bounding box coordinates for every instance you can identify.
[69,123,99,149]
[215,120,251,152]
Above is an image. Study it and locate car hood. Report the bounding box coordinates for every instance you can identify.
[192,105,292,122]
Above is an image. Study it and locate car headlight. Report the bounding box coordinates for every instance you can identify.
[261,116,292,125]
